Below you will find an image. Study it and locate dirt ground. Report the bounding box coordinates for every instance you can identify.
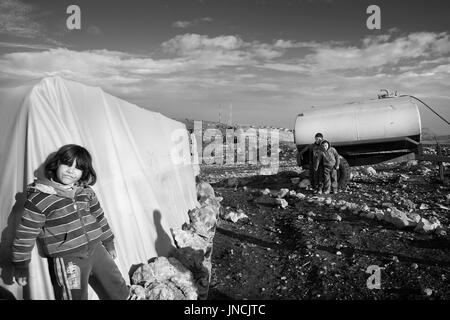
[204,144,450,300]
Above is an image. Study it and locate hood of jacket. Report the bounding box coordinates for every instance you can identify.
[29,178,83,199]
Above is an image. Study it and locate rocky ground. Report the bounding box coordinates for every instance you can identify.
[204,143,450,300]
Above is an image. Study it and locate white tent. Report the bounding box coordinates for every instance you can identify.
[0,76,198,299]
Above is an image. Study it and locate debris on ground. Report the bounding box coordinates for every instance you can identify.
[129,181,221,300]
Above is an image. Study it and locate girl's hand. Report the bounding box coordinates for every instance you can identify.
[15,276,28,286]
[108,249,117,259]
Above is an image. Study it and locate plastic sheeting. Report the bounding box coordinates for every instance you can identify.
[0,76,198,300]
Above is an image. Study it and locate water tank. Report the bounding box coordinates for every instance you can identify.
[294,96,423,166]
[295,96,422,145]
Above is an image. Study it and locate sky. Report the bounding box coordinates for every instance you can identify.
[1,0,449,135]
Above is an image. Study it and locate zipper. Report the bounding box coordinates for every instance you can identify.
[73,198,90,244]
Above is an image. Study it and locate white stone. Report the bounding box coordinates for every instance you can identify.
[365,167,377,175]
[384,208,418,229]
[224,210,249,223]
[296,192,306,200]
[424,288,433,296]
[414,217,441,234]
[374,209,384,220]
[275,198,289,209]
[277,188,290,199]
[299,179,311,189]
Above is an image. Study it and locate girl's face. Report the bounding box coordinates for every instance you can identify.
[56,159,82,185]
[322,142,329,150]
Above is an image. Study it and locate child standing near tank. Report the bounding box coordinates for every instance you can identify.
[314,140,340,194]
[298,132,324,193]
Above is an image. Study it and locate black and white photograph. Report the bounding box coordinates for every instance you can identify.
[0,0,449,310]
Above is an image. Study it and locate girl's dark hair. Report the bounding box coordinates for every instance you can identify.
[44,144,97,185]
[315,133,323,138]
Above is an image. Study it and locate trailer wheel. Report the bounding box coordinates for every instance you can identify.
[337,156,351,189]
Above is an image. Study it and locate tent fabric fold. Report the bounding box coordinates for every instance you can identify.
[0,76,198,300]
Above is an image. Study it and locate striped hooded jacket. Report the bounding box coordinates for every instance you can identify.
[12,179,115,273]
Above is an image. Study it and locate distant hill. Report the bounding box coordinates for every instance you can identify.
[173,118,294,142]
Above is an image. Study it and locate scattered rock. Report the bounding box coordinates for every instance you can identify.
[196,182,215,202]
[275,198,289,209]
[291,178,300,185]
[223,210,248,223]
[396,174,409,184]
[406,160,418,169]
[299,179,311,189]
[374,209,384,221]
[129,285,146,300]
[131,257,197,300]
[411,263,418,269]
[277,188,290,199]
[414,217,441,234]
[419,203,430,210]
[400,198,416,211]
[171,229,210,253]
[365,167,377,176]
[306,211,316,217]
[296,192,306,200]
[384,208,418,229]
[424,288,433,296]
[331,213,342,222]
[435,226,447,237]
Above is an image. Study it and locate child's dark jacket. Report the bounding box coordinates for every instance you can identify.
[315,144,340,169]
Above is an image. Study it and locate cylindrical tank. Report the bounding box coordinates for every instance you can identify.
[294,96,422,146]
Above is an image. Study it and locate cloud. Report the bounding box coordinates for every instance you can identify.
[0,31,449,131]
[0,0,42,38]
[262,32,450,75]
[308,32,450,71]
[172,17,213,29]
[0,41,54,50]
[0,0,67,49]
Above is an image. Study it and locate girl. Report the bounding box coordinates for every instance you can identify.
[12,144,129,300]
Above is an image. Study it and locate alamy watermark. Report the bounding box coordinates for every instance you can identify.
[366,265,382,290]
[170,121,280,173]
[366,5,381,30]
